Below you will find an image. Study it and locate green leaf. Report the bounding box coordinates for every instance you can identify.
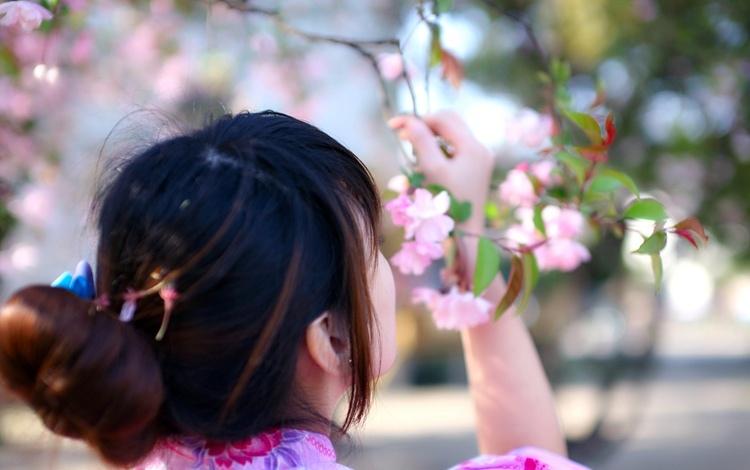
[533,205,546,235]
[588,174,622,193]
[555,151,588,184]
[624,199,668,221]
[550,58,571,84]
[495,256,524,319]
[429,24,442,67]
[562,109,602,145]
[425,183,448,194]
[651,253,663,290]
[450,198,472,223]
[408,172,425,188]
[435,0,453,13]
[518,252,539,313]
[473,237,501,296]
[634,231,667,254]
[600,168,639,196]
[485,201,500,221]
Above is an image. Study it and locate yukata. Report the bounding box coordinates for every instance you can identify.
[135,427,590,470]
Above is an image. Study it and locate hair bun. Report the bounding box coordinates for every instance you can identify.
[0,285,165,466]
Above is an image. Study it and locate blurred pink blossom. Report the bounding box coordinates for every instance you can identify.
[0,79,33,121]
[8,31,60,65]
[0,1,53,32]
[8,184,54,228]
[542,206,585,239]
[154,55,189,99]
[505,108,554,148]
[377,53,416,81]
[0,243,39,274]
[412,286,492,330]
[390,240,443,275]
[405,189,454,243]
[386,174,409,194]
[250,32,278,56]
[498,167,537,207]
[120,23,159,65]
[63,0,87,11]
[70,31,94,65]
[0,126,36,164]
[535,238,591,272]
[377,53,406,81]
[529,160,557,186]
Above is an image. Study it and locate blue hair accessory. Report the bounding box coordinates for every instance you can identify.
[51,260,95,300]
[52,260,113,314]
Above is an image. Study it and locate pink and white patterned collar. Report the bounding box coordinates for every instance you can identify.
[136,427,351,470]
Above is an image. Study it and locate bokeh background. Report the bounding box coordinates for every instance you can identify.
[0,0,749,468]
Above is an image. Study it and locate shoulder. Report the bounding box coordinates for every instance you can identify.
[449,446,590,470]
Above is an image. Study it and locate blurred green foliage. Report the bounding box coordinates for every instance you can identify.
[462,0,750,262]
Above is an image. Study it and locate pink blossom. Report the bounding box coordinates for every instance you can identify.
[0,79,33,121]
[505,108,554,148]
[62,0,87,11]
[386,174,409,194]
[250,32,278,56]
[385,193,413,227]
[8,183,54,228]
[412,286,492,330]
[0,1,53,32]
[0,243,39,274]
[377,53,408,81]
[505,206,591,272]
[529,160,557,186]
[405,189,454,243]
[498,168,537,208]
[154,54,189,100]
[542,206,585,239]
[70,32,94,65]
[390,241,443,275]
[535,238,591,272]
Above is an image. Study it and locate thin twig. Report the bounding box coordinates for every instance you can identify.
[214,0,420,168]
[476,0,548,63]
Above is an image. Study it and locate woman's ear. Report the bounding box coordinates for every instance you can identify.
[305,312,348,376]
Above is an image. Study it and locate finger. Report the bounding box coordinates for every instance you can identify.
[394,116,444,172]
[422,109,474,147]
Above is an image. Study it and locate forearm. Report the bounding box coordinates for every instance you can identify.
[458,233,566,456]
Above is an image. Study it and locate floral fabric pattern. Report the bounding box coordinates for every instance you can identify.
[136,428,589,470]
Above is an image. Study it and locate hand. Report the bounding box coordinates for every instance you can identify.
[388,110,494,233]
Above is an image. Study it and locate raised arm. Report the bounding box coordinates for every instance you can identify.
[388,111,566,456]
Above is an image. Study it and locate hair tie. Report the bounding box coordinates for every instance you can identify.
[119,288,140,323]
[155,283,179,341]
[51,261,181,338]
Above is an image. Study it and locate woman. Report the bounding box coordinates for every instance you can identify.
[0,109,586,469]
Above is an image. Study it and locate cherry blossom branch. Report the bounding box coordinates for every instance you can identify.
[454,229,549,254]
[215,0,420,170]
[216,0,418,117]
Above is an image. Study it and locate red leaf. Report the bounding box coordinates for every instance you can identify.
[440,48,464,89]
[580,147,609,163]
[603,114,616,146]
[673,217,709,244]
[494,256,524,319]
[674,229,699,249]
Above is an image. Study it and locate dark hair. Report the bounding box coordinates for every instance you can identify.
[0,110,382,466]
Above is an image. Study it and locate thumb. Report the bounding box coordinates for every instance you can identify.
[388,116,444,173]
